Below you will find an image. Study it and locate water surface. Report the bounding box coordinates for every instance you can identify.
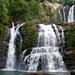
[0,70,71,75]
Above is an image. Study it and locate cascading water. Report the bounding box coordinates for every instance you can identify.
[18,31,23,52]
[68,5,75,23]
[20,24,67,72]
[58,8,62,21]
[6,22,24,70]
[63,6,66,23]
[57,5,75,23]
[57,0,59,1]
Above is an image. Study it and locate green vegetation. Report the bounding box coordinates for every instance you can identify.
[0,24,8,40]
[57,0,75,6]
[0,0,75,49]
[65,25,75,48]
[0,0,42,40]
[20,22,38,50]
[47,0,75,6]
[0,0,42,26]
[0,0,42,25]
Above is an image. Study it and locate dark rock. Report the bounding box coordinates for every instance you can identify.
[16,34,22,68]
[57,22,75,30]
[0,28,10,69]
[58,22,75,70]
[24,73,55,75]
[71,70,75,75]
[28,19,40,24]
[25,48,32,56]
[63,49,75,70]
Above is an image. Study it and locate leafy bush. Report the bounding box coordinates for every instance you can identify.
[0,23,8,40]
[48,0,75,6]
[0,0,42,27]
[65,25,75,48]
[20,22,38,51]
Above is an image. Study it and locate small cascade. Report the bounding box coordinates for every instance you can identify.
[57,0,59,1]
[52,24,61,45]
[57,5,75,23]
[58,8,62,21]
[63,6,66,23]
[18,31,23,52]
[6,22,24,70]
[58,26,65,53]
[68,5,75,23]
[20,24,67,72]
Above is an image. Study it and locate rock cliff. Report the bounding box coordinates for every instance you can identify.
[57,22,75,70]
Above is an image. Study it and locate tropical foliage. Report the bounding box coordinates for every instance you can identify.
[0,0,42,25]
[0,0,42,40]
[66,24,75,48]
[20,22,38,50]
[48,0,75,6]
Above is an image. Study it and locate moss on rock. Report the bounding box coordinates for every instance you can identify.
[0,26,10,69]
[63,23,75,70]
[20,22,38,51]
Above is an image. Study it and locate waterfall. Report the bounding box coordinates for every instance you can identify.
[68,5,75,23]
[58,8,62,21]
[57,5,75,23]
[57,0,59,1]
[6,22,25,70]
[18,31,23,52]
[63,6,66,23]
[20,24,67,72]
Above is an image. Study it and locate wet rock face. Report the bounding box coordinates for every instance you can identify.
[0,28,10,69]
[15,34,21,68]
[0,28,22,69]
[60,22,75,70]
[64,51,75,70]
[71,70,75,75]
[57,22,75,30]
[57,22,75,70]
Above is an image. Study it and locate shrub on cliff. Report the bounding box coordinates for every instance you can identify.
[65,24,75,48]
[0,0,42,40]
[48,0,75,6]
[20,22,38,51]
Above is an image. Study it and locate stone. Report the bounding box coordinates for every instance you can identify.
[0,28,10,69]
[71,70,75,75]
[24,73,55,75]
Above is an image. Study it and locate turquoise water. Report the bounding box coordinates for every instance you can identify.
[0,70,27,75]
[0,70,71,75]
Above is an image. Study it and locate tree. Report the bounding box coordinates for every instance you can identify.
[27,0,42,19]
[0,0,9,24]
[0,0,42,26]
[8,0,29,22]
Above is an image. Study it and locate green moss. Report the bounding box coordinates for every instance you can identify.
[65,24,75,49]
[0,23,9,40]
[20,22,38,51]
[67,51,75,60]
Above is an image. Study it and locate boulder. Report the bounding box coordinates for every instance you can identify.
[71,70,75,75]
[24,73,55,75]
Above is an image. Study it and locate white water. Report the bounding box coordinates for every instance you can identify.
[58,8,62,21]
[18,31,23,52]
[57,5,75,23]
[63,6,66,23]
[6,22,25,70]
[68,5,75,23]
[57,0,59,1]
[20,24,67,72]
